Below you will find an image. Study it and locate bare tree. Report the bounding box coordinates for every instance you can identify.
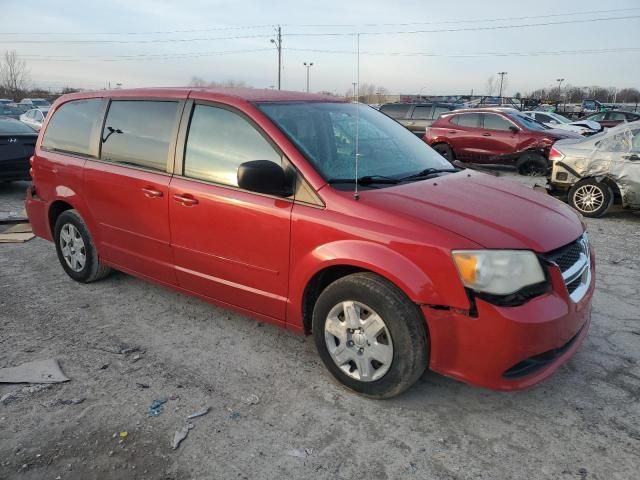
[188,77,252,89]
[345,83,389,103]
[485,75,496,96]
[0,50,30,98]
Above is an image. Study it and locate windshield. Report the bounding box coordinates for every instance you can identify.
[258,102,451,183]
[550,113,571,124]
[509,112,549,131]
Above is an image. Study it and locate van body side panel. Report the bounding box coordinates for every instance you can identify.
[83,160,176,285]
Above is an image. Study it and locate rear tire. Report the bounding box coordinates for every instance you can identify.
[568,179,613,217]
[517,152,548,176]
[54,210,112,283]
[312,273,428,399]
[432,143,455,162]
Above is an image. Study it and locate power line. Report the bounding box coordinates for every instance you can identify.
[4,14,639,44]
[1,7,638,36]
[21,47,640,63]
[284,15,640,37]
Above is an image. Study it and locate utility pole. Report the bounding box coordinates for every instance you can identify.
[270,26,282,90]
[352,82,357,102]
[556,78,564,101]
[303,62,314,93]
[497,71,508,101]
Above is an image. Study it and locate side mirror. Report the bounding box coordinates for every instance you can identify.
[509,125,519,134]
[237,160,292,197]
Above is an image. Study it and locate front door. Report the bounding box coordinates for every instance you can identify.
[84,99,183,285]
[169,103,292,321]
[476,113,520,163]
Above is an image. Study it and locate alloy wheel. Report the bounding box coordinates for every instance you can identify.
[573,184,604,213]
[59,223,86,272]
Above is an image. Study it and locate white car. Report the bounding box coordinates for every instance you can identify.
[19,98,51,108]
[20,108,49,131]
[523,111,601,136]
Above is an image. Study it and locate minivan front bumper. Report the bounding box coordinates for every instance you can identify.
[423,250,594,391]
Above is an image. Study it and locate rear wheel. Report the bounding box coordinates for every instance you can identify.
[517,152,548,176]
[432,143,455,162]
[312,273,428,399]
[54,210,112,283]
[568,179,613,217]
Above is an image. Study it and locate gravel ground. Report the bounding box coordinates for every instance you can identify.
[1,175,639,480]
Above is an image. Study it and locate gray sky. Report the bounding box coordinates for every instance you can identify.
[2,0,639,95]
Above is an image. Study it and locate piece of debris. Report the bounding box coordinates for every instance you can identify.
[241,394,260,405]
[119,431,128,439]
[131,354,142,363]
[147,398,168,417]
[1,391,19,405]
[0,222,34,243]
[171,423,194,450]
[0,359,69,384]
[611,257,626,264]
[286,448,313,458]
[98,363,110,370]
[187,407,210,420]
[135,382,150,389]
[43,397,85,407]
[229,411,241,420]
[90,338,142,355]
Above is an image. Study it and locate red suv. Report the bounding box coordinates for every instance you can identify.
[26,88,594,398]
[424,108,581,175]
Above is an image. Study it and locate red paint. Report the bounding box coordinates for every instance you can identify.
[424,108,575,164]
[26,88,594,391]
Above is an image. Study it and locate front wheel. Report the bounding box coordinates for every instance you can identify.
[517,152,548,176]
[432,143,455,162]
[312,273,428,399]
[568,179,613,217]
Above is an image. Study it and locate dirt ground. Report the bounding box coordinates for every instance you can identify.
[1,174,639,480]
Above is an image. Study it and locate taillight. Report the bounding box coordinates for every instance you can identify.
[548,147,564,161]
[29,156,35,166]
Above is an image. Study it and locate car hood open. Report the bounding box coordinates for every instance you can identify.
[364,171,583,252]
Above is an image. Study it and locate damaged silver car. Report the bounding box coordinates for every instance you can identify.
[547,121,640,217]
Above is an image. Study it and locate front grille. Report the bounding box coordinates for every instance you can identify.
[543,233,591,302]
[546,239,583,273]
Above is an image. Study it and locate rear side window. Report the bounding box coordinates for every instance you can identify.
[380,104,411,119]
[411,106,432,120]
[101,100,179,172]
[608,112,626,121]
[42,99,103,156]
[482,113,513,131]
[183,104,281,187]
[453,113,481,128]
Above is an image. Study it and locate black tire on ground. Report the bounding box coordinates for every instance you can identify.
[516,152,548,176]
[54,209,112,283]
[312,272,428,399]
[432,143,455,162]
[568,179,614,218]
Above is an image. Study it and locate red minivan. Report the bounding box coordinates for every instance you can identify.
[26,88,594,398]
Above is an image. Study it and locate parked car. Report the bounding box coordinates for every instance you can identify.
[0,98,14,105]
[379,102,457,136]
[580,110,640,129]
[26,88,593,398]
[424,108,583,175]
[19,98,51,108]
[12,103,33,113]
[20,108,49,131]
[523,111,601,136]
[0,117,37,182]
[0,104,25,120]
[547,120,640,217]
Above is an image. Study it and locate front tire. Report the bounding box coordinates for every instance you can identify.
[432,143,455,162]
[517,152,548,176]
[54,210,112,283]
[568,179,613,217]
[312,273,428,399]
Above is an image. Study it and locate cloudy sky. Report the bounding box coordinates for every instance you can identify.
[2,0,639,95]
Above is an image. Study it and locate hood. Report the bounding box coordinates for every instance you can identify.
[363,171,583,252]
[544,128,584,140]
[569,119,600,131]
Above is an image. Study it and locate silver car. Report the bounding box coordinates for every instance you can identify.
[547,120,640,217]
[20,108,49,131]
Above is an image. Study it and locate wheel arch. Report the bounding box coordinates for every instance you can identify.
[290,240,439,334]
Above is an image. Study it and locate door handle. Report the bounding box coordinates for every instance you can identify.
[448,130,457,134]
[141,187,163,198]
[172,193,199,206]
[482,133,491,136]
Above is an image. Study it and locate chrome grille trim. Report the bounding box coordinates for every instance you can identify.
[545,233,592,303]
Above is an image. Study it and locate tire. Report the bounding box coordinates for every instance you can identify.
[568,179,613,218]
[516,152,548,176]
[432,143,455,162]
[312,272,428,399]
[54,209,112,283]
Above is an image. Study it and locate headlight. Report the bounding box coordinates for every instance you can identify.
[452,250,545,296]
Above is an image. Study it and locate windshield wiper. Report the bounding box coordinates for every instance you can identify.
[399,167,458,181]
[328,175,400,186]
